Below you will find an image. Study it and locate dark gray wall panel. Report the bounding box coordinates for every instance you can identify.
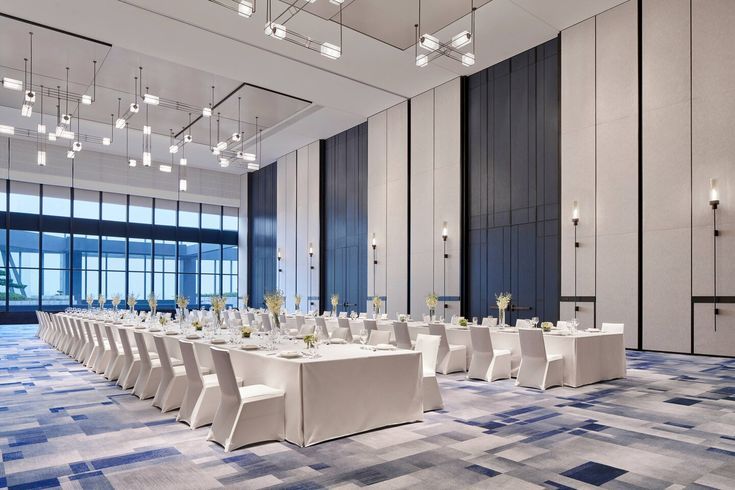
[247,162,277,308]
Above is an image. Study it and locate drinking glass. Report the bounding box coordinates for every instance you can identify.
[531,316,539,328]
[571,318,579,334]
[359,328,369,347]
[472,317,478,325]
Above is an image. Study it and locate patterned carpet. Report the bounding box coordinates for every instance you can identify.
[1,325,734,489]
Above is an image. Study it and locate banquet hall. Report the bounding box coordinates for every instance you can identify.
[0,0,733,488]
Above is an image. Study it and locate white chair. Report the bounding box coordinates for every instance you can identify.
[207,348,285,452]
[516,329,563,390]
[367,329,391,346]
[246,312,256,325]
[103,324,125,381]
[297,323,315,336]
[178,341,243,429]
[515,319,532,329]
[314,317,330,339]
[92,322,112,374]
[392,322,414,350]
[260,313,272,332]
[428,323,467,374]
[152,336,207,412]
[335,318,354,342]
[601,323,624,334]
[132,331,181,400]
[482,317,498,327]
[468,326,511,381]
[363,319,377,335]
[117,328,149,390]
[415,334,443,411]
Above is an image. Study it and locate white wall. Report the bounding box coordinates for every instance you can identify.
[367,101,408,317]
[561,1,639,349]
[410,78,462,318]
[277,143,321,313]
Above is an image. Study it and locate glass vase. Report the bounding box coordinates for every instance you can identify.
[499,307,506,327]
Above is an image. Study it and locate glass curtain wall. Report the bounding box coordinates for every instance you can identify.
[0,180,238,313]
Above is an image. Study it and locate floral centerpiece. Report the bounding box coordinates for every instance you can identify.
[541,321,553,332]
[398,314,407,322]
[192,320,203,332]
[426,292,438,320]
[495,292,512,326]
[458,317,468,328]
[86,294,94,311]
[111,293,121,312]
[158,315,169,329]
[303,334,316,349]
[98,294,106,310]
[294,294,302,312]
[176,295,189,324]
[241,326,252,338]
[372,296,382,317]
[148,292,158,316]
[264,291,285,331]
[127,293,137,313]
[210,295,227,330]
[331,293,339,315]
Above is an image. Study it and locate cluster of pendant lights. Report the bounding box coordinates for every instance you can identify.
[415,0,476,68]
[210,0,344,60]
[1,31,261,189]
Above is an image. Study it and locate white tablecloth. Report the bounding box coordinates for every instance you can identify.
[116,324,423,446]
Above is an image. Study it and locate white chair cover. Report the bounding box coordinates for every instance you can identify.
[516,329,564,390]
[468,326,511,381]
[428,323,467,374]
[367,330,391,346]
[392,322,413,350]
[414,334,443,411]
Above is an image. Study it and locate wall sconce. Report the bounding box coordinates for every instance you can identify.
[710,179,720,330]
[572,201,579,316]
[371,233,378,297]
[308,243,314,308]
[441,222,448,310]
[277,248,282,290]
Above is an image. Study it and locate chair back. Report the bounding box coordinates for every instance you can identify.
[286,316,298,332]
[368,330,391,346]
[295,315,306,330]
[178,340,204,386]
[246,312,256,325]
[428,323,450,359]
[363,319,377,333]
[153,335,174,374]
[133,331,153,367]
[104,324,119,355]
[93,322,106,349]
[518,328,548,361]
[557,321,571,330]
[482,317,497,327]
[601,323,624,334]
[210,348,241,402]
[260,313,272,331]
[84,322,96,346]
[118,328,135,357]
[279,312,287,324]
[470,326,493,355]
[314,317,330,338]
[516,319,532,329]
[332,327,353,342]
[298,323,315,336]
[337,317,351,330]
[392,322,412,349]
[415,334,440,375]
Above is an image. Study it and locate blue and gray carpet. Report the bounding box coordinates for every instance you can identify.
[1,325,734,489]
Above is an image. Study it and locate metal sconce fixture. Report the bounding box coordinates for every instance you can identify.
[308,243,314,308]
[277,248,282,290]
[709,179,720,331]
[442,222,448,311]
[371,233,377,298]
[572,201,580,317]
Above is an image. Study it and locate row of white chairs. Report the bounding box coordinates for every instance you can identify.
[36,311,286,452]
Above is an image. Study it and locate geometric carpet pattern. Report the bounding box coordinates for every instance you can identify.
[1,325,734,489]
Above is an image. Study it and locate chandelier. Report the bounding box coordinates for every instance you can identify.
[415,0,476,68]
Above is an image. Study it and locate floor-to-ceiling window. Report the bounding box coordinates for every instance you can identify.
[0,179,238,321]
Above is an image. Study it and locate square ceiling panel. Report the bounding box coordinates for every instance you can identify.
[286,0,492,50]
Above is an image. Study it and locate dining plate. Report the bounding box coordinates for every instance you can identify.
[210,338,226,344]
[375,344,396,351]
[186,334,201,340]
[148,328,161,332]
[135,325,147,329]
[241,344,259,350]
[329,338,347,344]
[165,331,179,335]
[278,351,301,359]
[586,328,601,333]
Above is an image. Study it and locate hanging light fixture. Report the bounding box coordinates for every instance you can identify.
[37,84,46,166]
[2,77,22,91]
[21,33,35,117]
[126,122,136,167]
[261,0,343,60]
[209,0,256,18]
[116,73,140,129]
[414,0,476,68]
[247,116,261,171]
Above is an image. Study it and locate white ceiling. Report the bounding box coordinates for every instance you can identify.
[0,0,627,174]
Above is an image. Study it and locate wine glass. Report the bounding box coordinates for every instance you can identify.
[571,318,580,334]
[472,317,478,325]
[359,327,369,347]
[531,316,539,328]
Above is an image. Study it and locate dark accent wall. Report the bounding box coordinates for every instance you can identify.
[320,123,368,313]
[464,37,560,324]
[247,162,277,308]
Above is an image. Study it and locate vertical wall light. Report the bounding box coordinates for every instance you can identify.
[308,243,314,310]
[442,222,448,312]
[277,248,282,291]
[709,179,720,331]
[371,233,377,298]
[571,201,580,318]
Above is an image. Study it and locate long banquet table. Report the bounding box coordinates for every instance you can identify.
[115,323,423,447]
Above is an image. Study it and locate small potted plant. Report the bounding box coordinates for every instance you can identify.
[458,317,468,328]
[241,326,253,338]
[192,320,203,332]
[303,334,316,349]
